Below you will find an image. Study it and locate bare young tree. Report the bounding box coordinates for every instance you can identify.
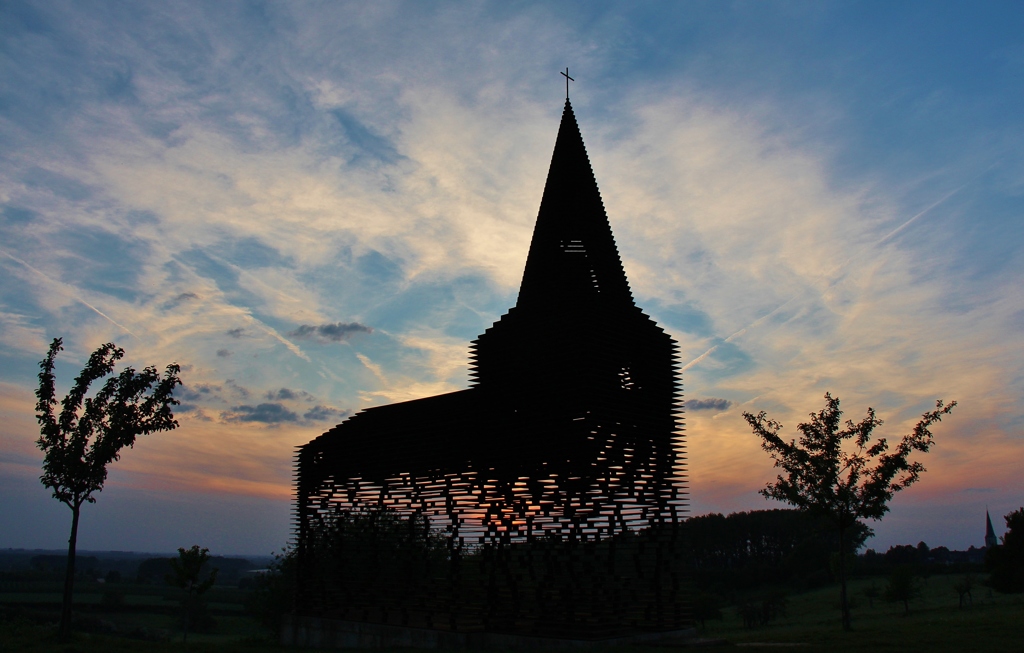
[35,337,181,641]
[743,393,955,631]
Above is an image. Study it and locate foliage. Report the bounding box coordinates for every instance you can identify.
[34,337,181,641]
[301,506,450,610]
[685,509,871,592]
[744,392,955,631]
[884,566,921,615]
[735,591,788,628]
[862,582,880,608]
[952,575,974,609]
[985,507,1024,593]
[691,592,724,630]
[859,542,985,577]
[166,546,218,642]
[136,557,174,584]
[245,546,297,631]
[36,338,182,511]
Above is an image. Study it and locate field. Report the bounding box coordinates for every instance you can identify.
[1,573,1022,652]
[691,574,1024,653]
[0,576,272,652]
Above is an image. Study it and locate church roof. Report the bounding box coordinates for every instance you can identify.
[515,99,634,312]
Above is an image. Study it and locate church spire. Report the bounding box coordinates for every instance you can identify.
[986,509,999,548]
[515,99,634,312]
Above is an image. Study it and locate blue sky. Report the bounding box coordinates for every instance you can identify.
[1,1,1022,555]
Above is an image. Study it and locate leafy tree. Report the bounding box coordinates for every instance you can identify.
[684,509,872,592]
[35,337,181,640]
[690,592,723,630]
[884,565,920,615]
[986,507,1024,593]
[166,545,219,643]
[744,392,955,631]
[953,575,974,609]
[863,582,880,608]
[245,546,298,632]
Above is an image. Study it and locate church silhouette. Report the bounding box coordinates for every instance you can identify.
[294,98,688,640]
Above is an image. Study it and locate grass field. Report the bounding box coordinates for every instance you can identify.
[1,573,1022,652]
[693,574,1024,653]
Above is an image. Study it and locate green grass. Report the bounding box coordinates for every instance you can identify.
[0,579,274,652]
[2,574,1022,652]
[692,575,1024,653]
[0,619,283,653]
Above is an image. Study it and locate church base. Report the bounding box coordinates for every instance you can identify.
[281,615,697,650]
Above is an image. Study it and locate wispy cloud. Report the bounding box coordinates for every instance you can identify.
[0,249,139,338]
[1,2,1021,553]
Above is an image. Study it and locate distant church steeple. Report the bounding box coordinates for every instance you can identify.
[986,509,999,548]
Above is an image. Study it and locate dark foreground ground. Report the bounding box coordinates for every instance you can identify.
[1,574,1022,652]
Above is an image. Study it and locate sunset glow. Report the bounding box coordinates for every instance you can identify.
[1,2,1022,555]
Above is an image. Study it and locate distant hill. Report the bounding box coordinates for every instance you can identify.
[0,549,276,586]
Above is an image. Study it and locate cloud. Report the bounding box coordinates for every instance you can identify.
[175,382,224,413]
[0,310,48,353]
[216,348,232,357]
[224,379,250,399]
[0,1,1022,554]
[688,398,733,412]
[269,387,297,400]
[303,405,350,422]
[177,383,222,402]
[264,387,314,402]
[289,322,372,342]
[226,403,299,424]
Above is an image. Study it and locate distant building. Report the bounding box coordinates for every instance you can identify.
[985,509,999,548]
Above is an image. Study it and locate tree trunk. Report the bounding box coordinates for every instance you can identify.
[59,503,81,642]
[183,591,190,645]
[838,525,851,631]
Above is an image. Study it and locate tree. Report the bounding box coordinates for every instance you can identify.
[35,337,181,641]
[743,393,955,631]
[166,545,219,643]
[883,565,920,615]
[863,582,880,608]
[245,546,298,632]
[953,574,974,609]
[986,507,1024,593]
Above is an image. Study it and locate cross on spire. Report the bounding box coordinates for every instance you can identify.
[561,67,574,99]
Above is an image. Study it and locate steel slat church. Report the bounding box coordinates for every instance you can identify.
[294,98,689,640]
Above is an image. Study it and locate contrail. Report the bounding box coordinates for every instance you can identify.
[252,320,311,362]
[169,253,311,363]
[873,183,966,248]
[0,249,139,338]
[681,168,991,373]
[874,162,997,248]
[681,297,797,371]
